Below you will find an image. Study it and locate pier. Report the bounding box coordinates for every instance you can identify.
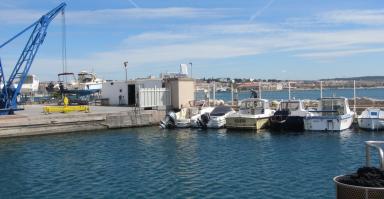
[0,105,165,138]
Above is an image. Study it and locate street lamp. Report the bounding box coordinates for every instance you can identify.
[123,61,128,82]
[189,62,192,78]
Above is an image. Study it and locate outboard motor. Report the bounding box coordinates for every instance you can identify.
[46,82,55,93]
[197,112,210,128]
[270,109,290,123]
[160,111,177,129]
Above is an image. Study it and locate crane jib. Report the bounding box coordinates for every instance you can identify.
[0,3,67,115]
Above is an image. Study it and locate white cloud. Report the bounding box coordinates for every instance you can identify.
[321,9,384,25]
[124,32,195,42]
[5,6,384,80]
[201,23,281,34]
[297,48,384,58]
[284,9,384,28]
[0,7,234,25]
[0,9,41,24]
[120,27,384,61]
[28,25,384,80]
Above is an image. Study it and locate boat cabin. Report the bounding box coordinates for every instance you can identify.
[210,106,234,116]
[317,97,350,116]
[78,71,101,84]
[239,98,269,115]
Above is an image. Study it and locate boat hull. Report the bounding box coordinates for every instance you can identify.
[226,117,270,130]
[304,115,354,131]
[176,119,191,128]
[358,118,384,130]
[207,116,226,128]
[270,116,305,131]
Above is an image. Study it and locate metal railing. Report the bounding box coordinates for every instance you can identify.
[365,141,384,170]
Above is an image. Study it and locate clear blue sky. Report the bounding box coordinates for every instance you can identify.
[0,0,384,81]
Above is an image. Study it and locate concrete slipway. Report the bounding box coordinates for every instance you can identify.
[0,105,166,138]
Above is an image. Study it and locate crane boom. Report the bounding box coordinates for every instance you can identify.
[0,3,66,115]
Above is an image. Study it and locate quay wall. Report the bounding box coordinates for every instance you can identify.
[0,107,165,138]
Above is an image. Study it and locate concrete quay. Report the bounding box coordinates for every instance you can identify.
[0,105,165,138]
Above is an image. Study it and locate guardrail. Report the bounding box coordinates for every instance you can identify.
[365,141,384,169]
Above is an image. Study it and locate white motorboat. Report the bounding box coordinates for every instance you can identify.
[77,71,103,91]
[160,106,214,129]
[358,108,384,130]
[226,98,275,130]
[47,71,103,95]
[216,87,227,92]
[304,97,355,131]
[270,100,313,131]
[206,105,236,128]
[190,106,215,128]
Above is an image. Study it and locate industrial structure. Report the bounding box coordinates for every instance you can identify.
[164,77,195,109]
[0,3,66,115]
[101,78,169,108]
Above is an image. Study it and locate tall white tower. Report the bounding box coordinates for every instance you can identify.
[180,64,188,76]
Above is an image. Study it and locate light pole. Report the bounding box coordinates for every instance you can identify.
[123,61,128,82]
[189,62,192,78]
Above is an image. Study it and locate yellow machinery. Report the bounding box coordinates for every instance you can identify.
[43,96,90,114]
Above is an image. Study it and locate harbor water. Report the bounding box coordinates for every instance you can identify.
[1,127,384,198]
[197,87,384,102]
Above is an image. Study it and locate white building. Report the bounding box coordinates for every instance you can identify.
[101,78,170,108]
[179,64,188,76]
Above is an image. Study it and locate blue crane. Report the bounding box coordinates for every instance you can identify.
[0,3,66,115]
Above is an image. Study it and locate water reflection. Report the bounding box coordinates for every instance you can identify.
[0,127,384,198]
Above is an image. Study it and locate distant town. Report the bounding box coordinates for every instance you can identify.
[195,76,384,91]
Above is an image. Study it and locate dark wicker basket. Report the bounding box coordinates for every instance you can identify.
[334,175,384,199]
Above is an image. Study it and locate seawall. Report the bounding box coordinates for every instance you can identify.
[0,105,165,138]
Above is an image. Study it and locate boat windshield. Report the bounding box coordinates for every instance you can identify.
[321,99,345,115]
[210,106,233,116]
[280,102,299,111]
[78,73,95,83]
[58,73,76,83]
[240,100,265,109]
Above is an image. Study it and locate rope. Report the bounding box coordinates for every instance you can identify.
[61,10,68,83]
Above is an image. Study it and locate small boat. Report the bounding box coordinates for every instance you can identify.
[160,106,214,129]
[216,87,227,92]
[190,107,215,128]
[206,105,236,128]
[304,97,355,131]
[47,71,103,96]
[358,108,384,130]
[226,98,275,130]
[77,71,103,91]
[269,100,312,131]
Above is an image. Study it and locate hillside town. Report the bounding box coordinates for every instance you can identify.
[195,77,384,92]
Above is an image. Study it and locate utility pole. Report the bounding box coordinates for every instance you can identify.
[288,82,291,100]
[123,61,128,82]
[354,80,356,113]
[123,61,128,106]
[189,62,193,78]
